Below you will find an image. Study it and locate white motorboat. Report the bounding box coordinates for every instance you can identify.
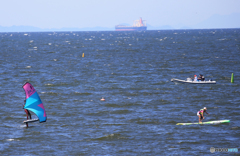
[171,78,216,84]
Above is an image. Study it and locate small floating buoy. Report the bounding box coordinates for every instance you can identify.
[231,73,234,83]
[100,97,105,101]
[82,53,84,57]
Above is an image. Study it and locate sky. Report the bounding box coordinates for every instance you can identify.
[0,0,240,29]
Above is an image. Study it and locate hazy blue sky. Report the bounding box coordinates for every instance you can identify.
[1,0,240,29]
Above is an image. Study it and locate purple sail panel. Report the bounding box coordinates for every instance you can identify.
[23,82,36,99]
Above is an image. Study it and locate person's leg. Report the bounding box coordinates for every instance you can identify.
[198,115,201,122]
[28,111,32,119]
[24,109,29,127]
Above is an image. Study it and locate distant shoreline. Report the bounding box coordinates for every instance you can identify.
[0,27,239,33]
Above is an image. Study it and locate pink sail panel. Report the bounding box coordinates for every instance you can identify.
[23,82,36,99]
[38,103,47,117]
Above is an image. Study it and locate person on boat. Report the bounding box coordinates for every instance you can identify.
[23,100,32,127]
[198,74,205,81]
[194,75,198,81]
[197,107,210,122]
[197,74,202,81]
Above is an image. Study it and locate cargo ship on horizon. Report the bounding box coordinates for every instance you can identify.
[115,18,147,31]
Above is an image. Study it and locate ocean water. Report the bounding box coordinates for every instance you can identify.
[0,29,240,155]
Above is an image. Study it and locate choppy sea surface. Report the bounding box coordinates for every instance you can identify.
[0,29,240,155]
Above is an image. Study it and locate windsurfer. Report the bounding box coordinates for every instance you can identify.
[197,107,210,123]
[24,100,32,127]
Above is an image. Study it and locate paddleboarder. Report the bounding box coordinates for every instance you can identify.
[197,107,210,123]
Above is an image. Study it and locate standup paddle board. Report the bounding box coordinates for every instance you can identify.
[176,120,230,125]
[23,119,39,123]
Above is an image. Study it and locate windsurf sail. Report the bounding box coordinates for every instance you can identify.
[176,120,230,125]
[23,82,47,123]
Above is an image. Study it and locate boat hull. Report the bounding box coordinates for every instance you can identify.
[115,26,147,31]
